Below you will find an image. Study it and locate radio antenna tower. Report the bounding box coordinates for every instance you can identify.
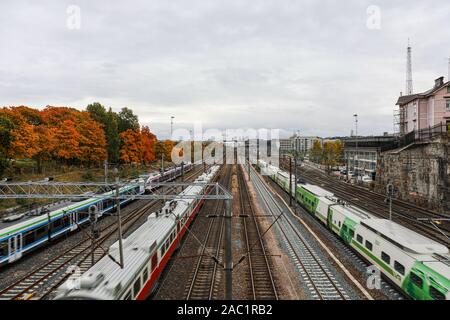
[448,57,450,81]
[406,39,413,95]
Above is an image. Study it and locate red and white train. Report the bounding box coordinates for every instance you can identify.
[55,165,221,300]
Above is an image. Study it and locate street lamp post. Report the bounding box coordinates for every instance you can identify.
[353,114,358,180]
[170,116,175,139]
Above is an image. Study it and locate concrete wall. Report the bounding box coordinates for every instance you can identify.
[375,137,449,212]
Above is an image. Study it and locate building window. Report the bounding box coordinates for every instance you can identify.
[447,86,450,93]
[446,99,450,112]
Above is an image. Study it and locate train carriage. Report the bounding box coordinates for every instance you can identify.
[55,165,220,300]
[0,182,144,266]
[0,164,192,267]
[264,163,450,300]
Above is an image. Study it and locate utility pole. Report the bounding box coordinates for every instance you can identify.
[386,183,394,220]
[224,198,233,300]
[170,116,175,138]
[115,182,124,268]
[353,114,358,181]
[89,205,98,266]
[181,161,184,182]
[104,160,108,184]
[294,156,298,214]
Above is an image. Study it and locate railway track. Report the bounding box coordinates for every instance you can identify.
[185,165,232,300]
[238,165,278,300]
[293,163,450,245]
[249,164,351,300]
[0,166,205,300]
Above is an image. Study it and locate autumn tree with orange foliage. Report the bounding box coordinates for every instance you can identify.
[141,126,157,164]
[119,126,158,165]
[0,105,159,176]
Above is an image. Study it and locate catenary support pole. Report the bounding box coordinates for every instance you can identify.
[224,198,233,300]
[289,157,292,206]
[294,156,298,214]
[115,184,124,268]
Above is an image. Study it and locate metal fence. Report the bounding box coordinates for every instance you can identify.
[343,123,449,153]
[399,123,449,148]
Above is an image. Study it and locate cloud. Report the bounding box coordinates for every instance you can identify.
[1,0,449,139]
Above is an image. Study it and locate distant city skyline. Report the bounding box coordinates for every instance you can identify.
[1,0,450,139]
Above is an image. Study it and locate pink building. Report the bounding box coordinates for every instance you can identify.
[397,76,450,134]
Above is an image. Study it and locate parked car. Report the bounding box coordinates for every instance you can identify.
[359,175,373,183]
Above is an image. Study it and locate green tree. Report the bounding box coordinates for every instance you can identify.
[86,103,120,164]
[117,107,139,133]
[86,102,107,123]
[310,140,323,164]
[105,108,120,163]
[0,115,14,176]
[154,141,167,162]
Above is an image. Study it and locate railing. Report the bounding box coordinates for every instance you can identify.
[343,123,449,152]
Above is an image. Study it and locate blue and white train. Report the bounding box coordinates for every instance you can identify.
[0,163,193,267]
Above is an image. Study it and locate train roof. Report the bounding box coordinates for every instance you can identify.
[300,183,334,198]
[57,214,174,300]
[0,200,73,230]
[361,219,449,255]
[331,204,373,222]
[55,165,220,300]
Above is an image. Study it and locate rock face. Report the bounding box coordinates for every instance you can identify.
[375,137,449,212]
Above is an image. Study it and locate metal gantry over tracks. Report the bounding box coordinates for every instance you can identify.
[0,179,235,300]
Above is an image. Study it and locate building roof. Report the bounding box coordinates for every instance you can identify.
[396,79,450,106]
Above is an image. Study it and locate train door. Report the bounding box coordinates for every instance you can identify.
[406,269,426,300]
[327,209,333,230]
[340,219,356,244]
[8,234,23,262]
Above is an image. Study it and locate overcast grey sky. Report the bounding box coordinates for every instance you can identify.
[1,0,449,139]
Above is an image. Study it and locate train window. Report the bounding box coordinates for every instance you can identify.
[338,221,341,228]
[143,268,148,282]
[394,261,405,275]
[0,241,7,256]
[429,286,445,300]
[79,211,88,220]
[133,278,141,297]
[23,231,35,246]
[62,216,70,227]
[381,252,390,264]
[410,272,423,288]
[349,229,354,238]
[52,218,62,230]
[124,290,132,300]
[356,234,363,244]
[36,226,47,239]
[151,254,158,271]
[365,240,373,251]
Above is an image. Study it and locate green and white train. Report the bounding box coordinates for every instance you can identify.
[258,160,450,300]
